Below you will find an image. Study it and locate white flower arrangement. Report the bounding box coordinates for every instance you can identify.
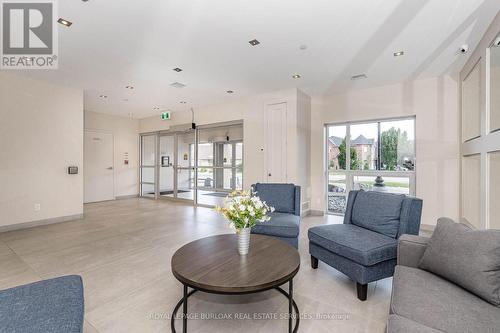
[215,190,274,232]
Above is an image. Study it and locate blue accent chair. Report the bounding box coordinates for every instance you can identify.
[308,190,422,301]
[0,275,84,332]
[250,183,301,249]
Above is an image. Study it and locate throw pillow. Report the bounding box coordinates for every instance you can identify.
[419,218,500,306]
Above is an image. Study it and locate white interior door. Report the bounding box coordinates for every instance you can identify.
[265,102,287,182]
[84,130,114,203]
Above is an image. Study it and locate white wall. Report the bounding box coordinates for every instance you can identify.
[139,88,312,207]
[84,111,140,198]
[310,76,460,226]
[0,73,83,229]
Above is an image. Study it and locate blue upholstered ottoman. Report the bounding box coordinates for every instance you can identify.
[0,275,84,333]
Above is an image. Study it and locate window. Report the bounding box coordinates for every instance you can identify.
[326,117,416,214]
[327,125,346,171]
[380,119,415,171]
[350,122,378,170]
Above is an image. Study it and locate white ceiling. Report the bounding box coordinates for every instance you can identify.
[17,0,500,118]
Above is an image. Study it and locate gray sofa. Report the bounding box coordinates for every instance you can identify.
[389,234,500,332]
[309,190,422,300]
[0,275,84,333]
[250,183,301,249]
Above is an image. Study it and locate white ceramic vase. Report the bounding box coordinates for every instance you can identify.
[237,228,251,255]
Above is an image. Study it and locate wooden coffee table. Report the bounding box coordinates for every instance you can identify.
[171,234,301,333]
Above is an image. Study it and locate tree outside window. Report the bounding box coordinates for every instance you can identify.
[338,138,359,170]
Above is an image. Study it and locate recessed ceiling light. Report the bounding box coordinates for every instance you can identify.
[299,45,308,50]
[125,85,134,89]
[351,74,367,80]
[249,39,260,46]
[180,101,187,104]
[173,68,183,72]
[170,82,186,88]
[57,18,72,27]
[99,95,107,98]
[226,90,234,94]
[122,99,129,102]
[292,74,301,79]
[393,51,404,57]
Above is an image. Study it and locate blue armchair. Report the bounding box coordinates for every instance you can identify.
[308,190,422,300]
[250,183,301,248]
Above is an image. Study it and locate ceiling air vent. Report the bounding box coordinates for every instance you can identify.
[170,82,186,88]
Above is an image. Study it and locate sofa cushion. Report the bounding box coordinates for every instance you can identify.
[251,212,300,238]
[391,266,500,333]
[419,218,500,306]
[350,191,404,238]
[308,224,397,266]
[387,315,443,333]
[253,183,296,214]
[0,275,84,333]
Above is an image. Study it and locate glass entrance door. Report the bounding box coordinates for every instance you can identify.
[158,134,175,198]
[196,140,243,206]
[140,122,243,206]
[140,134,157,198]
[196,123,244,206]
[175,131,195,201]
[157,131,195,202]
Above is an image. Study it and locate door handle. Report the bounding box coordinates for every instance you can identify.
[107,167,113,170]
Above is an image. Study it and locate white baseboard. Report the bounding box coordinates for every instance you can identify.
[419,223,435,236]
[0,213,84,233]
[309,209,325,216]
[115,194,139,200]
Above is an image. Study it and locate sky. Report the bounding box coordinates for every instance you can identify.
[328,119,415,141]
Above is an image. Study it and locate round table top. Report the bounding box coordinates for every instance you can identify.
[171,234,300,293]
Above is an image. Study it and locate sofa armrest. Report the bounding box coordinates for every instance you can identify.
[397,235,430,268]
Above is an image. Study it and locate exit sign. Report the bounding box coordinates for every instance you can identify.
[161,111,171,120]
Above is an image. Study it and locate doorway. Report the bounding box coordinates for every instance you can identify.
[265,102,287,182]
[196,139,243,206]
[139,130,196,203]
[140,122,243,206]
[158,131,195,202]
[84,130,114,203]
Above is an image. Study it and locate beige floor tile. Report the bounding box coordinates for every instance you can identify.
[21,234,150,278]
[3,224,120,257]
[86,277,179,333]
[271,292,387,333]
[83,320,100,333]
[0,241,13,257]
[81,244,174,312]
[0,198,392,332]
[0,252,40,290]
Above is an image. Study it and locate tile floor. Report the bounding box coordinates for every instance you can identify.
[0,198,392,332]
